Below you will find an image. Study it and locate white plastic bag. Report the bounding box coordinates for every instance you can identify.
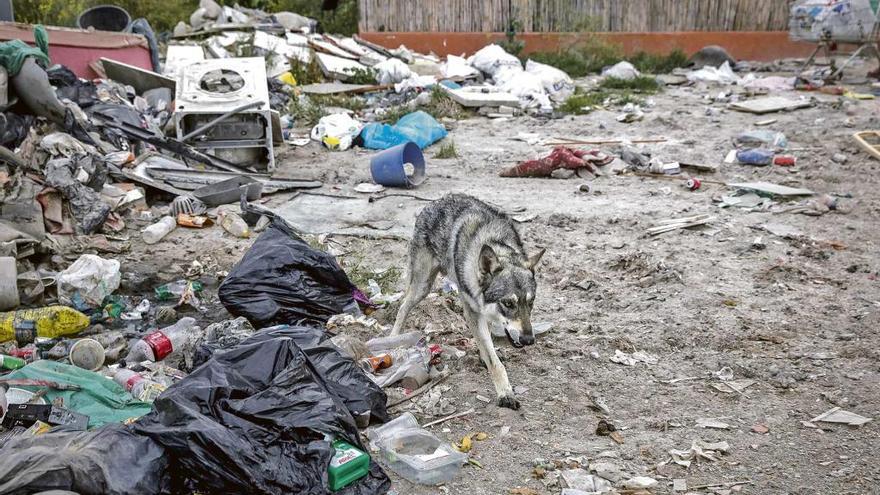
[57,254,122,308]
[310,113,363,151]
[441,55,479,78]
[468,44,522,77]
[525,59,574,102]
[375,58,413,85]
[495,67,552,111]
[602,61,640,80]
[686,61,739,84]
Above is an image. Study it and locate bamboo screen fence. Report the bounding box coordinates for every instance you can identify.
[358,0,792,32]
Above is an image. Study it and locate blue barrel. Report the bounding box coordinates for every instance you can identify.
[369,142,426,188]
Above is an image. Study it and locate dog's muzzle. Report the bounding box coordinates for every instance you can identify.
[506,329,535,348]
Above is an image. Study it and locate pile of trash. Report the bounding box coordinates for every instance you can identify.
[161,1,578,153]
[0,8,471,490]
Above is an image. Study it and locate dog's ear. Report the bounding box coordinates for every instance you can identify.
[526,248,546,271]
[479,245,501,280]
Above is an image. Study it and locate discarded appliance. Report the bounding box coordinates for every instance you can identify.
[173,57,276,171]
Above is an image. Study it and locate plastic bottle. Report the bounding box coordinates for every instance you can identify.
[0,354,26,370]
[736,148,774,166]
[220,212,251,238]
[113,368,166,402]
[154,280,203,301]
[142,216,177,244]
[125,317,197,363]
[0,306,90,343]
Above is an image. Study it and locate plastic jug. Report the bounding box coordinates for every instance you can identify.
[0,306,90,343]
[113,368,166,402]
[328,439,370,491]
[142,216,176,244]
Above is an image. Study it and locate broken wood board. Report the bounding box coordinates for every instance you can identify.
[646,214,716,236]
[299,82,390,95]
[679,161,719,172]
[440,85,520,108]
[315,52,368,81]
[352,34,397,59]
[310,38,359,60]
[100,58,176,95]
[729,96,812,114]
[853,130,880,160]
[728,181,814,197]
[810,407,872,426]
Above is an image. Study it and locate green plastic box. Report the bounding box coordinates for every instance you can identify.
[328,439,370,491]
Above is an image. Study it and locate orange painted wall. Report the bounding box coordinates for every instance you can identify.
[359,31,818,62]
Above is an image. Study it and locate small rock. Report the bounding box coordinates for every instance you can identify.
[752,423,770,434]
[589,460,622,482]
[551,168,576,180]
[831,153,848,164]
[622,476,658,489]
[561,469,612,492]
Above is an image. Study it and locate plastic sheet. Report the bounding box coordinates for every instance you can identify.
[360,110,447,150]
[218,217,358,327]
[5,360,152,428]
[0,424,168,495]
[310,112,363,151]
[467,44,521,77]
[57,254,121,308]
[132,327,391,494]
[525,59,574,102]
[789,0,877,43]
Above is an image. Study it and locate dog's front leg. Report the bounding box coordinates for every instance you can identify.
[467,310,519,410]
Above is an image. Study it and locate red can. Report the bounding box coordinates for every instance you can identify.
[686,178,701,191]
[773,155,797,166]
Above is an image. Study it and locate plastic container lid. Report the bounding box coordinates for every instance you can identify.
[69,338,106,371]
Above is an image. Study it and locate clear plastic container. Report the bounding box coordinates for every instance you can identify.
[367,413,466,485]
[142,216,176,244]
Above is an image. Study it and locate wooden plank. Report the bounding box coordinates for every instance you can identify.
[729,97,813,115]
[727,181,814,197]
[853,131,880,160]
[299,82,392,95]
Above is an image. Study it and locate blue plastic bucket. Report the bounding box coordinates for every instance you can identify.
[369,142,425,188]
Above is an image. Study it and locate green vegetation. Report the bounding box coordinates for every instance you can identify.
[628,49,688,74]
[558,87,644,115]
[288,58,324,86]
[421,86,469,121]
[344,258,401,295]
[310,94,366,112]
[433,141,458,159]
[379,105,411,124]
[15,0,359,35]
[528,37,687,77]
[343,67,378,85]
[599,75,660,92]
[498,20,525,58]
[287,96,326,126]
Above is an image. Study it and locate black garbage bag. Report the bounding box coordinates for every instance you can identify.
[219,217,358,327]
[0,112,34,147]
[47,65,98,109]
[0,423,169,495]
[132,331,391,494]
[238,324,390,425]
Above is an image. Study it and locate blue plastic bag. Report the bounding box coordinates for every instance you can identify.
[360,110,447,150]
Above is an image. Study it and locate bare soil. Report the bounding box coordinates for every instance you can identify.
[114,61,880,495]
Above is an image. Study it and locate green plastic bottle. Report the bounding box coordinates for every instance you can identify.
[328,439,370,491]
[0,354,26,370]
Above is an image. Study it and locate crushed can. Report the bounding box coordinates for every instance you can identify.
[773,155,797,166]
[686,178,702,191]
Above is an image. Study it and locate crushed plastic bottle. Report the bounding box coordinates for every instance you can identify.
[142,216,177,244]
[154,280,203,301]
[0,306,90,343]
[125,317,197,363]
[220,211,251,238]
[736,148,774,166]
[113,368,166,402]
[0,354,26,370]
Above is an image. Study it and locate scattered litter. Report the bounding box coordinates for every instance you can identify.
[646,214,716,236]
[730,96,812,114]
[696,418,731,429]
[610,349,658,366]
[666,439,730,467]
[710,379,756,394]
[810,407,872,427]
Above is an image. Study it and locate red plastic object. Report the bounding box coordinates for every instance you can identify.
[499,146,613,177]
[773,155,797,166]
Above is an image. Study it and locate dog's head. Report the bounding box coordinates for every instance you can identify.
[479,245,546,347]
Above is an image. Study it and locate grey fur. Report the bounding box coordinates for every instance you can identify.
[391,194,545,410]
[687,45,736,69]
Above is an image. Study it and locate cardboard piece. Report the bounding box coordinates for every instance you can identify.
[100,58,176,95]
[810,407,872,426]
[728,181,814,197]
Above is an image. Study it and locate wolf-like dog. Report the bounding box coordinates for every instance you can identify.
[391,194,545,409]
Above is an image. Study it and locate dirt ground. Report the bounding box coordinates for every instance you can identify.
[112,58,880,495]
